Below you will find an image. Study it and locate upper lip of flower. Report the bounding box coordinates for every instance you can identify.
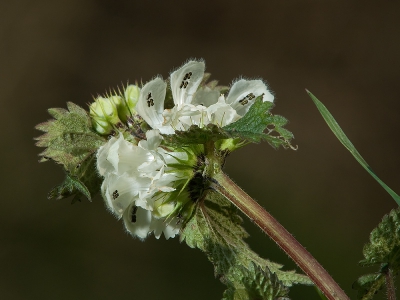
[169,60,206,108]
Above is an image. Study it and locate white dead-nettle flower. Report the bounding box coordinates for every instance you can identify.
[136,60,274,133]
[96,130,187,239]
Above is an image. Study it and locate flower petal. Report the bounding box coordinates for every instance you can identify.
[102,173,144,217]
[207,95,241,127]
[138,129,163,151]
[123,204,152,240]
[170,60,205,107]
[96,135,119,175]
[136,77,167,129]
[226,79,274,116]
[107,134,153,176]
[191,87,219,107]
[150,215,180,239]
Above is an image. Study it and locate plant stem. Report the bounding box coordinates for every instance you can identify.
[384,266,396,300]
[211,171,350,300]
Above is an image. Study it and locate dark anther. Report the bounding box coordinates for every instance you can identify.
[131,206,138,223]
[112,190,119,200]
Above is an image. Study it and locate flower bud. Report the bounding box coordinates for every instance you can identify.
[90,96,122,135]
[117,85,140,123]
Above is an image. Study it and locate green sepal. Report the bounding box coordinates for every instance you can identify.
[180,191,312,300]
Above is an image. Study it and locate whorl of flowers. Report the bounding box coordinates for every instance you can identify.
[90,60,274,239]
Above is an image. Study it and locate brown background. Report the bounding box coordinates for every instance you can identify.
[1,1,399,299]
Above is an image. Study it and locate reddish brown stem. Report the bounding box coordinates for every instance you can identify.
[211,171,350,300]
[384,266,397,300]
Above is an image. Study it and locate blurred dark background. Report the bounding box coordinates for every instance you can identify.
[1,1,399,299]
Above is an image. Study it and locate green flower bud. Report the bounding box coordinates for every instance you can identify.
[125,85,140,112]
[89,96,122,135]
[116,85,140,123]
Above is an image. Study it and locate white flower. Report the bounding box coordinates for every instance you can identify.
[123,203,180,240]
[136,60,275,133]
[96,130,187,239]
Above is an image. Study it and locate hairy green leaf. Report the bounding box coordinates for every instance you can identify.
[162,124,230,146]
[224,98,274,134]
[352,273,385,300]
[222,263,290,300]
[353,207,400,299]
[360,207,400,268]
[224,97,294,149]
[180,191,312,300]
[47,153,103,202]
[36,102,106,201]
[36,102,105,168]
[307,90,400,205]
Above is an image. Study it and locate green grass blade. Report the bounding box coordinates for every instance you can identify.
[306,89,400,206]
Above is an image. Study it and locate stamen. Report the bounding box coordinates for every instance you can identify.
[146,92,155,107]
[127,117,134,127]
[108,130,117,139]
[239,93,256,105]
[239,98,249,105]
[131,206,138,223]
[112,190,119,200]
[180,72,193,89]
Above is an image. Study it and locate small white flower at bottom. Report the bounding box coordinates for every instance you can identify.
[123,203,180,240]
[96,130,187,239]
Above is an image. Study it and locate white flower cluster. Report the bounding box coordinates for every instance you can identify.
[96,60,275,240]
[97,130,187,239]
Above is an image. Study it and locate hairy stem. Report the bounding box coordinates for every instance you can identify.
[384,266,396,300]
[211,171,350,300]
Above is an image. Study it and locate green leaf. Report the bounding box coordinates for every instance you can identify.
[224,97,294,149]
[224,99,274,134]
[36,102,106,201]
[352,273,385,300]
[47,153,103,202]
[360,207,400,268]
[307,90,400,205]
[36,102,105,168]
[162,124,230,146]
[222,263,290,300]
[353,207,400,299]
[180,191,312,300]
